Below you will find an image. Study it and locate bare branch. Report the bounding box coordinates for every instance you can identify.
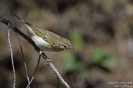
[0,17,70,88]
[40,52,70,88]
[16,33,30,84]
[49,63,70,88]
[7,22,16,88]
[26,54,41,88]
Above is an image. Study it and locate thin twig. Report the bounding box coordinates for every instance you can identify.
[57,74,60,88]
[40,53,70,88]
[26,54,41,88]
[48,63,70,88]
[16,33,30,84]
[7,22,16,88]
[0,17,70,88]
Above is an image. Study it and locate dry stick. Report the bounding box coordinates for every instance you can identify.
[7,23,16,88]
[0,17,70,88]
[41,55,70,88]
[26,54,41,88]
[57,74,60,88]
[16,33,30,84]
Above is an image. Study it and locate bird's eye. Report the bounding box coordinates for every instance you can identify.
[61,44,66,48]
[63,45,67,48]
[60,43,67,48]
[60,42,68,49]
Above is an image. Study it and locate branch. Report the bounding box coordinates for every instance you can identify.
[7,22,16,88]
[26,54,41,88]
[16,33,30,84]
[0,17,70,88]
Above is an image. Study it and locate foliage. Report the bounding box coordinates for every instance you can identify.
[63,52,90,80]
[91,49,117,69]
[63,52,83,72]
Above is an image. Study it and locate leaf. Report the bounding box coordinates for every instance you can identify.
[100,57,117,69]
[91,49,106,63]
[91,49,117,69]
[63,52,83,72]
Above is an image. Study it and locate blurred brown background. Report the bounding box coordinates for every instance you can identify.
[0,0,133,88]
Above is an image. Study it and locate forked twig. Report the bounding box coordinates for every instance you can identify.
[0,17,70,88]
[26,54,41,88]
[40,53,70,88]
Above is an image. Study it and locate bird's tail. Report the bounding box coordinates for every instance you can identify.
[13,14,34,34]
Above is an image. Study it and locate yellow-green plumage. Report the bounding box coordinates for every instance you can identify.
[14,14,73,51]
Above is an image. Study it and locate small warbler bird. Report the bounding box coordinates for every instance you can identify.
[14,14,73,51]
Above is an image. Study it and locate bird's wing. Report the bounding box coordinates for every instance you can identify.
[33,26,56,47]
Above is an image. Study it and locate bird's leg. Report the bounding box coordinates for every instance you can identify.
[39,51,52,65]
[39,51,43,54]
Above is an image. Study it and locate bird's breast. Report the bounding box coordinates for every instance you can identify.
[31,35,52,51]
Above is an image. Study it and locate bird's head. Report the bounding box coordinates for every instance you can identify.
[59,37,74,50]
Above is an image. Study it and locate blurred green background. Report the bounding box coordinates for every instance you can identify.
[0,0,133,88]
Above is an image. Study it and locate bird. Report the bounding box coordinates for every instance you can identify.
[14,14,73,52]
